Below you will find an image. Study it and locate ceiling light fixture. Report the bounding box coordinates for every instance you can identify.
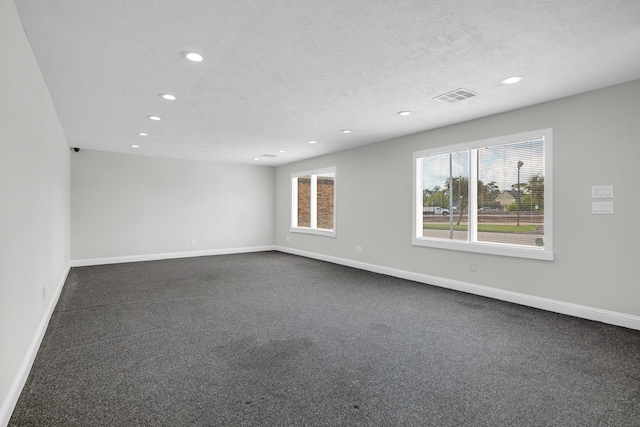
[137,132,148,136]
[397,111,411,116]
[277,150,286,153]
[184,52,204,62]
[501,76,523,85]
[131,145,140,148]
[147,115,162,121]
[253,157,260,161]
[307,140,318,144]
[341,129,352,134]
[160,93,176,101]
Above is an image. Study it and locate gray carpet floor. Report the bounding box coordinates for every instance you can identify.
[10,251,640,426]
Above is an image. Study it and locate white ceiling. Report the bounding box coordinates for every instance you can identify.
[14,0,640,166]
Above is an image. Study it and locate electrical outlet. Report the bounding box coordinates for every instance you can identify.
[356,246,363,254]
[41,286,46,301]
[286,236,290,242]
[468,261,478,272]
[191,240,198,246]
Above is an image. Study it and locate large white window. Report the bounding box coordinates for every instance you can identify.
[413,129,553,260]
[291,167,336,237]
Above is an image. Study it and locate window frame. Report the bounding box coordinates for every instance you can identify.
[291,166,337,237]
[412,129,553,261]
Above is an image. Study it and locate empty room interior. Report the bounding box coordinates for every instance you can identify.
[2,0,640,425]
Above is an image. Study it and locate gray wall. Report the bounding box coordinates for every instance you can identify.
[71,150,275,261]
[0,0,71,421]
[275,80,640,317]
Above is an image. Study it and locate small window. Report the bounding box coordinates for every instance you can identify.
[413,129,553,260]
[291,167,336,237]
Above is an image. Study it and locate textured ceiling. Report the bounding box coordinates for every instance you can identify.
[14,0,640,165]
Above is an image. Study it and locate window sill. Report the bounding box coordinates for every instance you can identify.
[290,227,336,238]
[412,237,554,261]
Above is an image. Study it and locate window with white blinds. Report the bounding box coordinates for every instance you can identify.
[413,129,553,260]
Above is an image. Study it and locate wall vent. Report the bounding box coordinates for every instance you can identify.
[433,88,478,103]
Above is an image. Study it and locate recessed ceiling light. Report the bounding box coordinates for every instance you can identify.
[253,157,260,161]
[160,93,176,101]
[147,115,162,121]
[397,111,411,116]
[137,132,148,136]
[277,150,286,153]
[184,52,204,62]
[341,129,352,134]
[501,76,523,85]
[307,140,318,144]
[131,145,140,148]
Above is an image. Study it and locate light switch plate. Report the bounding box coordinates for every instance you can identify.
[592,201,614,214]
[591,185,613,198]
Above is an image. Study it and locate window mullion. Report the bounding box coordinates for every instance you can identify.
[448,154,454,239]
[469,149,478,243]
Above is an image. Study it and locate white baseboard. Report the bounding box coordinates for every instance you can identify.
[1,263,70,427]
[70,245,277,267]
[275,246,640,331]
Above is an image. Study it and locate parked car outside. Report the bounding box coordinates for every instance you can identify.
[423,206,450,215]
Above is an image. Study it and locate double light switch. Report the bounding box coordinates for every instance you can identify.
[591,185,613,215]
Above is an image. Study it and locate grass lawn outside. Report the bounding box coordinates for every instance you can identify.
[423,223,539,233]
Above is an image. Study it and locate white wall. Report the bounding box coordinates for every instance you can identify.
[275,80,640,320]
[0,0,71,423]
[71,150,275,262]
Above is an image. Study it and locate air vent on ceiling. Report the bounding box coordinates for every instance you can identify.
[433,88,478,103]
[259,154,278,158]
